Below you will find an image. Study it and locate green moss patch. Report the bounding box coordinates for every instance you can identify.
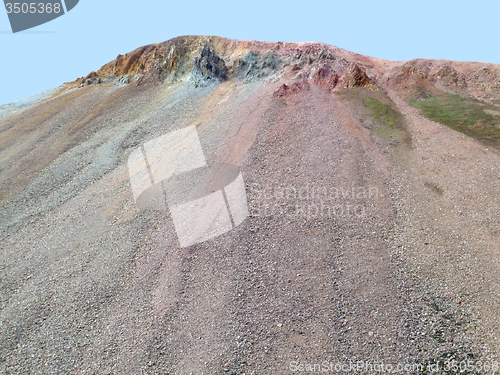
[408,94,500,148]
[337,88,410,146]
[362,96,400,128]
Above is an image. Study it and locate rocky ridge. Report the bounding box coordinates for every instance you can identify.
[74,36,500,103]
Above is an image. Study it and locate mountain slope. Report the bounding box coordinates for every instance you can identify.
[1,35,499,374]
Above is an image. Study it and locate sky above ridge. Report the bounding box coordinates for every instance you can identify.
[1,0,499,105]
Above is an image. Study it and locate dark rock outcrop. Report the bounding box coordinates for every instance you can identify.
[192,44,228,86]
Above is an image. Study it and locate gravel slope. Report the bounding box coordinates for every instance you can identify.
[1,36,499,374]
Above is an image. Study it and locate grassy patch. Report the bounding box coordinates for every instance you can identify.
[337,88,410,146]
[362,96,400,127]
[408,94,500,148]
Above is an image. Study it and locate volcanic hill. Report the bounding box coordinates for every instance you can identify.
[1,35,500,374]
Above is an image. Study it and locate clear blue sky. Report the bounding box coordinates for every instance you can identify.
[1,0,499,105]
